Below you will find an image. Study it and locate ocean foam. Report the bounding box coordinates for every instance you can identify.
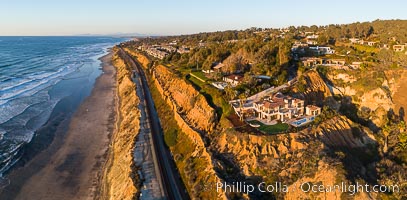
[0,36,124,177]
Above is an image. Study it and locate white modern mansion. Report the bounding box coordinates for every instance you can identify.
[231,92,321,126]
[253,93,305,122]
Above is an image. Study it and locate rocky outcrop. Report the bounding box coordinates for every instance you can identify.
[296,70,333,106]
[103,49,140,200]
[212,114,377,199]
[215,131,308,175]
[331,85,357,96]
[285,160,374,200]
[359,87,393,111]
[314,115,376,148]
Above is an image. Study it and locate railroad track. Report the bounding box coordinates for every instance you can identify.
[117,47,189,200]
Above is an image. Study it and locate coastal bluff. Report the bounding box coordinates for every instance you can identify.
[102,48,141,200]
[133,53,226,199]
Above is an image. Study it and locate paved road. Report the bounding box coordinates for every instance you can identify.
[117,48,189,200]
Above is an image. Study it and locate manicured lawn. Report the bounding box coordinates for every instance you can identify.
[248,120,289,134]
[191,71,209,81]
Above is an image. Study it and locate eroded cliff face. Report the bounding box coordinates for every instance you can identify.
[213,115,377,199]
[124,48,151,69]
[103,49,140,200]
[295,70,333,106]
[326,68,403,127]
[142,62,225,199]
[153,64,216,133]
[315,115,376,148]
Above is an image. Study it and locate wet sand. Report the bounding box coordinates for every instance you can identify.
[0,52,116,200]
[394,70,407,121]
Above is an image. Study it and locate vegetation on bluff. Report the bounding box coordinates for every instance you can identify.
[118,20,407,199]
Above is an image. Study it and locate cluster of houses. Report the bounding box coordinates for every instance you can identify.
[145,47,169,59]
[300,57,364,69]
[231,92,321,127]
[349,38,407,53]
[291,42,335,56]
[139,43,191,59]
[349,38,377,46]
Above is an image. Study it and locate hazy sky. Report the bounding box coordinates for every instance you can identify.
[1,0,407,36]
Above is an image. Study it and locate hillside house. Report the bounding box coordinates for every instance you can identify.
[305,105,321,116]
[213,62,225,72]
[367,41,377,46]
[324,59,346,66]
[252,93,305,122]
[309,46,335,55]
[301,57,323,67]
[350,62,363,69]
[393,45,405,52]
[223,74,243,87]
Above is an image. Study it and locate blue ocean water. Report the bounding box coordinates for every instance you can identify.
[0,36,125,176]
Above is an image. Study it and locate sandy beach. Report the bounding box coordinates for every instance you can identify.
[0,52,116,200]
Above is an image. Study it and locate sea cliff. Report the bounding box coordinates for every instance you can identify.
[102,48,141,200]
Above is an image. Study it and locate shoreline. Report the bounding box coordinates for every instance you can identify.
[0,51,117,200]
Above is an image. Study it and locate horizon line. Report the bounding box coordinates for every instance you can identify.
[1,18,405,37]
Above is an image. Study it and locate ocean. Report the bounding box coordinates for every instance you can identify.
[0,36,124,177]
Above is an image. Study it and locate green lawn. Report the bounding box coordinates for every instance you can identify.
[248,120,289,134]
[190,71,209,81]
[187,76,206,88]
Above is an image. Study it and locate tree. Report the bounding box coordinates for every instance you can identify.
[317,34,328,45]
[223,53,245,73]
[377,49,395,68]
[224,86,236,100]
[243,72,256,87]
[202,57,214,70]
[277,70,288,85]
[397,131,407,151]
[297,61,307,76]
[277,41,291,66]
